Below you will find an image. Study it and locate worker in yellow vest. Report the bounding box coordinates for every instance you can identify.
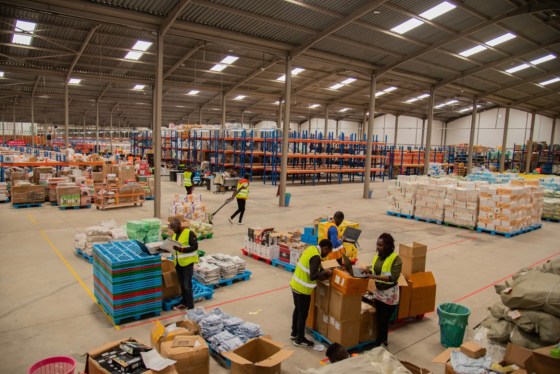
[360,233,402,347]
[324,211,346,261]
[290,239,333,348]
[229,174,250,225]
[169,217,199,310]
[183,167,194,195]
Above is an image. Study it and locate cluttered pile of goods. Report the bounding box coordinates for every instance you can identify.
[0,182,8,202]
[387,175,545,235]
[94,162,145,210]
[541,178,560,221]
[74,219,127,258]
[127,218,163,244]
[433,258,560,374]
[194,254,247,285]
[186,308,262,355]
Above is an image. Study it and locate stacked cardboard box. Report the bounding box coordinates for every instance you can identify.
[386,175,418,216]
[398,242,436,319]
[0,182,8,201]
[414,180,449,222]
[10,184,44,204]
[478,183,538,233]
[168,193,208,222]
[543,188,560,220]
[444,185,480,228]
[56,184,81,207]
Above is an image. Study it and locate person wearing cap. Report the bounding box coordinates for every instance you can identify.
[169,217,199,310]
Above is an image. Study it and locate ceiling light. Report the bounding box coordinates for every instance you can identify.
[220,55,239,64]
[276,67,305,82]
[132,40,152,51]
[384,86,397,92]
[133,84,145,90]
[234,95,246,100]
[339,108,350,112]
[434,99,457,109]
[187,90,199,95]
[176,105,185,108]
[375,91,387,97]
[417,94,430,99]
[330,77,357,90]
[459,45,487,57]
[330,83,344,90]
[341,78,356,85]
[458,105,482,113]
[210,64,227,72]
[309,104,320,109]
[125,51,143,60]
[539,77,560,86]
[0,72,4,78]
[15,20,36,33]
[485,32,516,47]
[391,18,424,35]
[68,78,81,85]
[505,63,530,74]
[530,54,556,65]
[12,20,36,45]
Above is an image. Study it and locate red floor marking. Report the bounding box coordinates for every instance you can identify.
[120,285,290,330]
[428,236,476,252]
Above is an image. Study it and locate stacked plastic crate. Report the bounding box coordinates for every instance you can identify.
[93,241,161,325]
[386,175,418,216]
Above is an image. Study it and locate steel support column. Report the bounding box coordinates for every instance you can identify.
[153,34,164,218]
[363,73,376,199]
[499,106,511,172]
[279,56,292,207]
[525,112,536,173]
[424,88,435,175]
[467,97,479,174]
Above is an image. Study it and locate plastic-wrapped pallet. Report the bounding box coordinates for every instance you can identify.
[543,189,560,220]
[168,193,208,222]
[478,183,533,233]
[386,175,417,216]
[444,183,479,228]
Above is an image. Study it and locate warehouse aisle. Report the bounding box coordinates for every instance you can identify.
[0,179,558,373]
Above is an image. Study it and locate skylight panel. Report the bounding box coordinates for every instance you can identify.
[0,72,4,78]
[505,64,530,74]
[434,100,457,109]
[309,104,320,109]
[15,20,36,33]
[530,54,556,65]
[133,84,145,90]
[330,83,344,90]
[276,67,305,82]
[132,40,152,51]
[234,95,246,100]
[539,77,560,86]
[339,108,350,112]
[68,78,81,85]
[485,32,516,47]
[459,45,487,57]
[210,64,227,72]
[384,86,397,92]
[420,1,456,20]
[187,90,199,95]
[330,77,357,90]
[391,18,424,35]
[125,51,143,60]
[220,55,239,64]
[341,78,356,85]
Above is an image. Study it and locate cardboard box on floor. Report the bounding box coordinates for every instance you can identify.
[159,335,209,374]
[408,271,436,316]
[399,242,427,278]
[222,336,293,374]
[432,342,533,374]
[85,338,178,374]
[161,259,182,300]
[524,345,559,374]
[150,315,200,352]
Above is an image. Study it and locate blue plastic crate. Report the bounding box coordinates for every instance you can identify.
[93,241,160,269]
[94,284,161,307]
[303,227,314,236]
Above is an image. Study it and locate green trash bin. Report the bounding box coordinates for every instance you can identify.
[437,303,471,348]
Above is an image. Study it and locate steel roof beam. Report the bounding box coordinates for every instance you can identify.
[512,89,560,106]
[163,41,206,79]
[161,0,191,36]
[66,25,100,80]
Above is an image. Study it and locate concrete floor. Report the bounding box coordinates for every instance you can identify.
[1,178,558,373]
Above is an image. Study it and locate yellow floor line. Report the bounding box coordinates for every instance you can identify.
[39,229,120,330]
[27,213,37,225]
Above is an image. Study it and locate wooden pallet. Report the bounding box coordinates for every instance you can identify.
[95,201,143,210]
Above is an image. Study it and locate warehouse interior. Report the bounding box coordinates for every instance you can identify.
[1,1,560,374]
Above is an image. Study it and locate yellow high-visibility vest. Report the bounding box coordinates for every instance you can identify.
[372,252,398,285]
[290,245,320,295]
[172,229,198,267]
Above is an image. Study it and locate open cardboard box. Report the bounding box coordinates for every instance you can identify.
[150,316,199,352]
[432,342,533,374]
[222,336,294,374]
[85,338,178,374]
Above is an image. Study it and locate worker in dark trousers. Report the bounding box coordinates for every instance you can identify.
[183,167,194,195]
[169,218,198,310]
[229,174,250,225]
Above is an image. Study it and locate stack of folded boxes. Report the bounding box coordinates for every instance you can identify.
[444,183,480,228]
[386,175,417,216]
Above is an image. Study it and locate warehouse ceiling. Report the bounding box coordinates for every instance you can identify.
[0,0,559,132]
